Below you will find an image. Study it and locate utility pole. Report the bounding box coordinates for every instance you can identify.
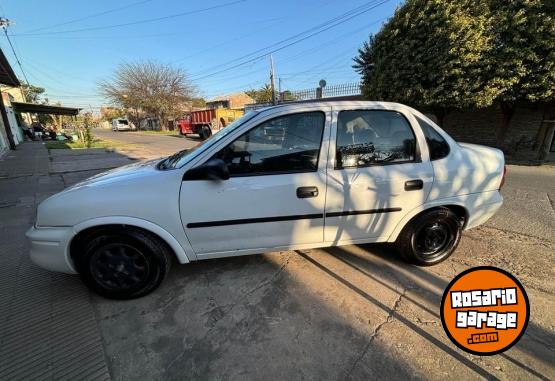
[0,17,28,103]
[269,54,276,105]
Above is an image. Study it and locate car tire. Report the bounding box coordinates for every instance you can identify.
[75,229,172,299]
[395,208,462,266]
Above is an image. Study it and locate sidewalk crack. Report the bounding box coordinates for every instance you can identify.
[343,288,408,380]
[547,192,555,213]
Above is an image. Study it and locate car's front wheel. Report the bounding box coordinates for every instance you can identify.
[75,230,171,299]
[395,208,462,266]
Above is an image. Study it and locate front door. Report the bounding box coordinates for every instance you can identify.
[180,108,331,257]
[324,108,434,244]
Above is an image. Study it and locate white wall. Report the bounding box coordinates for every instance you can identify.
[6,106,23,144]
[0,117,9,154]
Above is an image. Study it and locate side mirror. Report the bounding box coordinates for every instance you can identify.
[182,158,230,181]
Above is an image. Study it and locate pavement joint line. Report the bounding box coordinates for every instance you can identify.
[474,225,555,245]
[48,166,127,175]
[0,173,35,180]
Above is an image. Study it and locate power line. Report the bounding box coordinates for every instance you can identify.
[11,0,247,36]
[0,18,30,87]
[23,0,154,34]
[189,0,383,79]
[21,59,95,92]
[197,12,387,97]
[203,17,388,95]
[198,16,385,87]
[171,15,289,64]
[188,0,390,81]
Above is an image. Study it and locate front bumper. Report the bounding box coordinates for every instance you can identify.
[25,226,78,274]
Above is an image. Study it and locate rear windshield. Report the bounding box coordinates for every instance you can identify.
[118,120,129,125]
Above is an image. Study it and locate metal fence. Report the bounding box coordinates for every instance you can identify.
[244,82,363,112]
[284,82,361,102]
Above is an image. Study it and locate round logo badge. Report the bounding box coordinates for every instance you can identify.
[440,266,529,355]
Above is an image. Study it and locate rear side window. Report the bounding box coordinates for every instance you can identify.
[416,117,450,160]
[336,110,416,169]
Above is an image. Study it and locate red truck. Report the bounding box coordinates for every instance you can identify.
[177,109,244,140]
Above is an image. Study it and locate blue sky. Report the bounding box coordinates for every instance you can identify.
[0,0,402,111]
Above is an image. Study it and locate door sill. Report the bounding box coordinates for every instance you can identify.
[194,236,389,260]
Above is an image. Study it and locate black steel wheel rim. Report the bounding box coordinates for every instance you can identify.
[90,243,150,290]
[414,221,454,260]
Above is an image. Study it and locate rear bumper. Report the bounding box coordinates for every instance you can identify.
[25,226,77,274]
[465,191,503,230]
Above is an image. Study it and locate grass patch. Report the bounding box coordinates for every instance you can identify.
[45,138,130,150]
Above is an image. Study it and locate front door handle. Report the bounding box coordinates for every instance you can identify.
[297,186,319,198]
[405,179,423,191]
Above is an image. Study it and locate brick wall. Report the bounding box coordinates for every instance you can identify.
[427,105,547,161]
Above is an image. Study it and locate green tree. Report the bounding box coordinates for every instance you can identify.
[354,0,499,126]
[488,0,555,143]
[20,82,45,103]
[82,112,94,148]
[191,97,206,108]
[281,90,297,102]
[246,84,274,103]
[354,0,555,145]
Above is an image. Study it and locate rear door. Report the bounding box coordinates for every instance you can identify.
[180,106,331,257]
[324,106,433,243]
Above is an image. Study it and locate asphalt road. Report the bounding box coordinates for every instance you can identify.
[94,128,199,159]
[490,165,555,243]
[90,130,555,380]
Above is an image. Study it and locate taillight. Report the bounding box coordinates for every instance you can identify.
[499,165,507,190]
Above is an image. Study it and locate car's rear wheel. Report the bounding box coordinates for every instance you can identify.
[76,230,171,299]
[395,208,462,266]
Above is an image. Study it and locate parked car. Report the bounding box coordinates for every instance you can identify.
[112,118,134,131]
[27,101,505,299]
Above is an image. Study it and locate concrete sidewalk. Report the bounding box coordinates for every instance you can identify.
[0,142,112,380]
[2,142,554,380]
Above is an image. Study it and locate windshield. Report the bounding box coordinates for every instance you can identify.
[157,111,259,170]
[118,120,128,125]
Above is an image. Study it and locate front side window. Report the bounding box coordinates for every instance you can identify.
[336,110,416,169]
[214,112,325,176]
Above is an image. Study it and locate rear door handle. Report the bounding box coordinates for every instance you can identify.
[405,179,423,191]
[297,186,319,198]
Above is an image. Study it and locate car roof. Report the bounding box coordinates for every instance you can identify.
[253,100,414,114]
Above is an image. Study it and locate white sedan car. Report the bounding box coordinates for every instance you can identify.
[27,102,505,299]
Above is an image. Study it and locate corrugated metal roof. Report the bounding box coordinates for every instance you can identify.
[11,102,80,115]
